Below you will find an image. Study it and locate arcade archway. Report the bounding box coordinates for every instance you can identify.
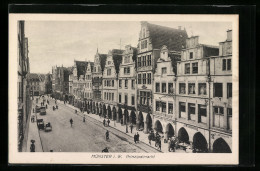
[112,107,117,120]
[130,110,136,125]
[193,132,208,153]
[107,106,112,119]
[102,104,106,118]
[154,120,163,134]
[213,138,231,153]
[146,114,153,133]
[178,127,190,144]
[137,112,144,130]
[166,123,175,140]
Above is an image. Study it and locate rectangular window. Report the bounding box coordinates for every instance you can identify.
[119,94,121,103]
[132,80,135,89]
[119,80,122,88]
[147,55,152,66]
[138,57,141,67]
[147,73,151,84]
[143,92,147,105]
[213,106,224,128]
[125,80,128,89]
[104,92,107,100]
[140,92,143,104]
[162,102,166,113]
[168,103,173,114]
[125,95,128,105]
[131,95,135,105]
[156,101,160,111]
[214,83,223,97]
[161,67,167,75]
[107,69,111,76]
[142,56,145,66]
[144,56,146,66]
[199,83,207,95]
[198,105,207,123]
[179,102,186,118]
[168,83,173,94]
[162,83,167,93]
[227,59,232,70]
[190,52,193,59]
[147,92,150,106]
[188,103,196,121]
[112,93,114,101]
[222,59,227,70]
[138,74,142,84]
[108,61,111,65]
[227,108,232,130]
[179,83,186,94]
[143,73,146,84]
[227,83,232,98]
[185,63,190,74]
[188,83,196,94]
[124,67,130,74]
[156,83,160,92]
[192,63,198,74]
[112,80,114,87]
[109,93,111,101]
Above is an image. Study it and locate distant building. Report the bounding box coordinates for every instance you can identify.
[84,61,94,101]
[28,73,41,96]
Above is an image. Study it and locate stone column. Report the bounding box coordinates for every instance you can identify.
[144,122,148,134]
[136,120,140,130]
[195,103,199,123]
[224,106,228,130]
[186,102,189,121]
[116,110,120,123]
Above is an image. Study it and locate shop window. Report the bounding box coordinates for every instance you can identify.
[156,83,160,92]
[168,103,173,114]
[213,106,224,128]
[188,83,196,94]
[227,83,232,98]
[168,83,174,94]
[199,83,207,95]
[179,102,186,118]
[188,103,196,121]
[214,83,223,97]
[162,83,167,93]
[198,105,207,123]
[143,92,147,105]
[192,62,198,74]
[179,83,186,94]
[185,63,190,74]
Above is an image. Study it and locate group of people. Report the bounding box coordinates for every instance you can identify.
[103,118,110,127]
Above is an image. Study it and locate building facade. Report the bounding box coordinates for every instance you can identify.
[118,45,137,126]
[88,50,107,114]
[84,62,94,101]
[102,49,124,120]
[136,21,188,133]
[28,73,41,96]
[17,20,31,151]
[153,45,181,140]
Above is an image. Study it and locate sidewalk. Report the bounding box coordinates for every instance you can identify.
[25,100,43,152]
[56,99,185,153]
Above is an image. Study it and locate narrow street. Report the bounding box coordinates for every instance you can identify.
[34,97,160,153]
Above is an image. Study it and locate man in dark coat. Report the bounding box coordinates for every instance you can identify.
[136,132,140,143]
[107,119,110,127]
[134,133,137,143]
[103,119,106,126]
[105,130,109,140]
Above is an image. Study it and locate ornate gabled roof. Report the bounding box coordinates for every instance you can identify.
[98,54,107,72]
[168,51,181,75]
[111,49,124,74]
[75,61,88,79]
[146,22,188,51]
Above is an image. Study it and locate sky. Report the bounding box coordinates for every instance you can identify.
[25,21,232,74]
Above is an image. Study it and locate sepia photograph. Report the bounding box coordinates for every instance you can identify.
[9,14,239,164]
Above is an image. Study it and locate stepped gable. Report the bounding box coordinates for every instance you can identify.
[38,74,46,82]
[75,60,88,79]
[98,54,107,72]
[147,22,188,51]
[168,51,181,74]
[111,49,124,74]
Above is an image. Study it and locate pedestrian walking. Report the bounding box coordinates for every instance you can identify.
[53,106,55,111]
[105,130,109,141]
[30,140,35,152]
[158,139,161,151]
[46,104,48,109]
[134,133,137,143]
[107,119,110,127]
[70,118,73,127]
[136,132,140,143]
[103,119,106,127]
[55,100,57,105]
[130,124,133,133]
[56,105,58,109]
[120,118,123,125]
[168,138,172,152]
[102,147,109,153]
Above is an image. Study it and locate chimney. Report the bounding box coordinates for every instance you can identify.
[227,30,232,41]
[178,26,181,30]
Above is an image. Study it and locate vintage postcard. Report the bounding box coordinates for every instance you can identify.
[9,14,239,164]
